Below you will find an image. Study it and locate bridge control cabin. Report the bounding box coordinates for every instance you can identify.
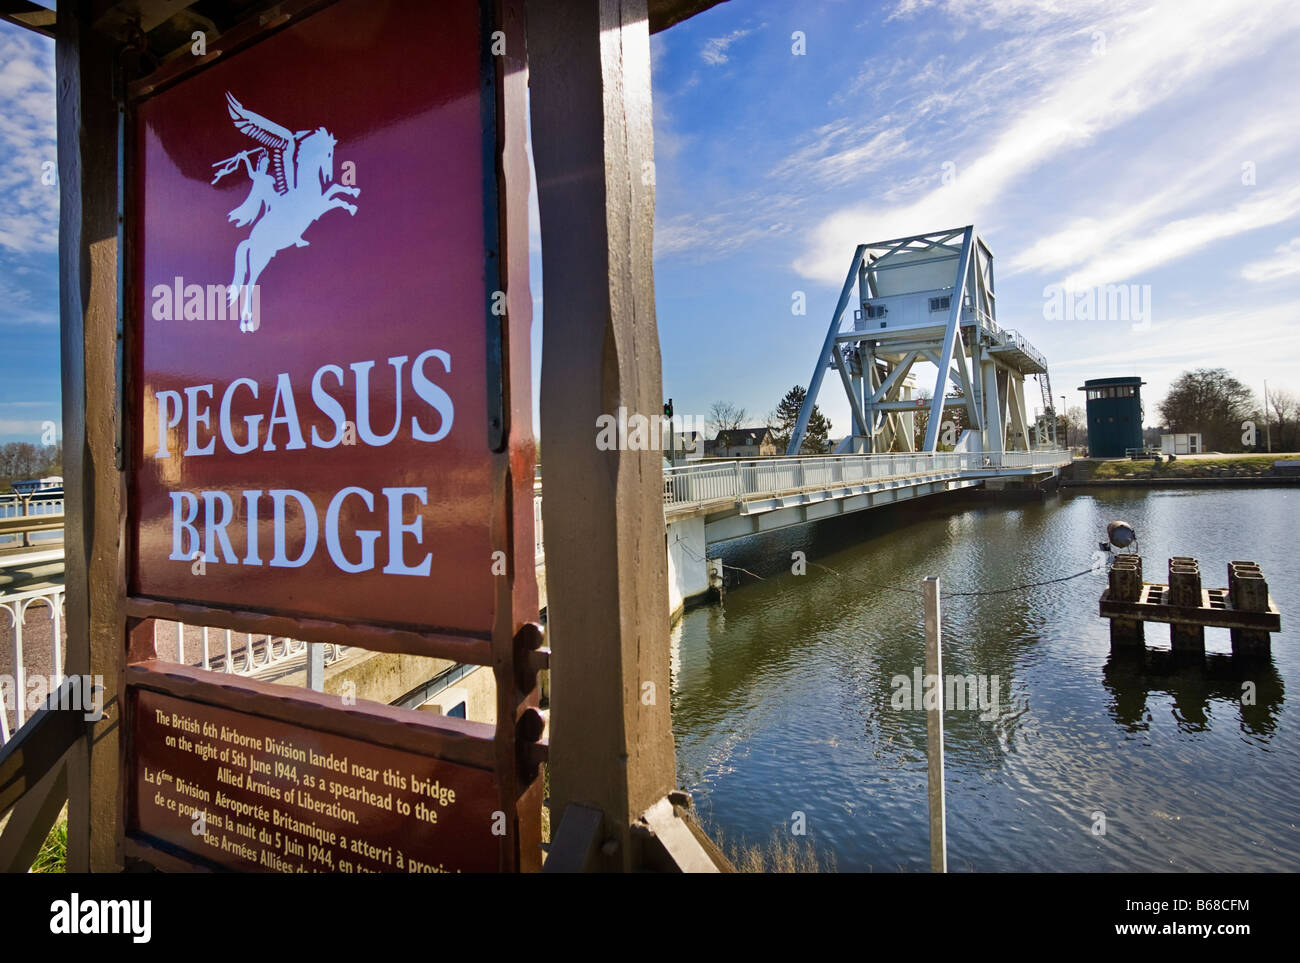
[1079,376,1145,457]
[790,226,1057,458]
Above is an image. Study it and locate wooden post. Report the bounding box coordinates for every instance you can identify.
[1228,561,1270,657]
[528,0,678,870]
[1168,558,1204,655]
[57,0,125,873]
[1106,555,1144,647]
[923,575,946,873]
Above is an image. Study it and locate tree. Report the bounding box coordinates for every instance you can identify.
[1157,368,1255,452]
[769,385,830,454]
[708,400,748,437]
[1062,405,1087,449]
[1267,387,1298,452]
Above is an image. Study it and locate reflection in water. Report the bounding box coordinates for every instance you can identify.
[670,487,1300,871]
[1103,650,1283,736]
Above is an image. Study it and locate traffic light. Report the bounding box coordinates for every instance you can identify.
[663,398,673,419]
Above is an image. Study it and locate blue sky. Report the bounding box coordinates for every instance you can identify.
[0,20,58,444]
[643,0,1300,436]
[5,1,1300,445]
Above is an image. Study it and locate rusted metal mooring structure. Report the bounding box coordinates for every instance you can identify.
[1100,557,1281,657]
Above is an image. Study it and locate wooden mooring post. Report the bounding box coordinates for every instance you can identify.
[1100,556,1281,658]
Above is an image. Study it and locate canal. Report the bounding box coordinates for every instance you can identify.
[670,486,1299,871]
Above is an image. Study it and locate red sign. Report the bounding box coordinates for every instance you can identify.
[129,688,500,872]
[130,0,499,634]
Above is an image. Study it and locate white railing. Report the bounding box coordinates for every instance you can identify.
[1001,329,1049,370]
[154,620,349,680]
[534,493,545,563]
[1,597,350,747]
[662,449,1071,508]
[1,583,65,742]
[0,491,65,547]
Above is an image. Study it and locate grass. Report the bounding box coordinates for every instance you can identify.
[1090,454,1296,479]
[711,826,837,873]
[30,812,68,873]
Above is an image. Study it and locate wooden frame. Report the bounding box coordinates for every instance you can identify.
[57,0,541,872]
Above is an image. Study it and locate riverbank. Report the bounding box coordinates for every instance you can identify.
[1062,453,1300,488]
[1063,475,1300,488]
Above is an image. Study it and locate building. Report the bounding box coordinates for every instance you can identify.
[1079,377,1144,457]
[1161,433,1202,455]
[9,476,63,495]
[713,427,777,458]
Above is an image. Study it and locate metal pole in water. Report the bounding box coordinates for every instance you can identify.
[923,575,947,873]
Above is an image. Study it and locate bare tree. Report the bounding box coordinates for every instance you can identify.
[1157,368,1255,452]
[708,401,748,437]
[1268,387,1298,451]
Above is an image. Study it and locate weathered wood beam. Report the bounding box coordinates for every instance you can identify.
[527,0,678,871]
[648,0,726,33]
[56,0,124,873]
[0,1,56,37]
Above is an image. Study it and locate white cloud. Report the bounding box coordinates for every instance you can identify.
[700,27,753,66]
[0,26,57,257]
[794,0,1300,283]
[769,122,911,189]
[0,418,45,434]
[1242,237,1300,283]
[1061,184,1300,290]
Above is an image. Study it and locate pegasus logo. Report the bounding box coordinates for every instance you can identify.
[211,92,360,332]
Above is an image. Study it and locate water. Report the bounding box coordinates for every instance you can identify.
[670,487,1300,871]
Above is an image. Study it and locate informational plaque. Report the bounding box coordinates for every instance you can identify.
[129,688,500,873]
[129,0,498,635]
[117,0,540,875]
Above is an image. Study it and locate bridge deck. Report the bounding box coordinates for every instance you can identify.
[663,450,1071,518]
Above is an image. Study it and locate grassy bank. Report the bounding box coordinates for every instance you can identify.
[1089,454,1298,480]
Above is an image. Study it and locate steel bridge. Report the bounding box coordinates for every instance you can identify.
[655,448,1071,615]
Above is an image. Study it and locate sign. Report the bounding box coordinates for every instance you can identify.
[116,0,542,874]
[129,687,500,872]
[130,0,500,635]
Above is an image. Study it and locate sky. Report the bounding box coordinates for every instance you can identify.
[0,20,58,445]
[645,0,1300,436]
[3,0,1300,445]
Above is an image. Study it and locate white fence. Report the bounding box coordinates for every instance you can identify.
[0,583,65,742]
[662,449,1071,508]
[534,493,545,563]
[156,621,349,681]
[1,607,351,746]
[0,491,65,547]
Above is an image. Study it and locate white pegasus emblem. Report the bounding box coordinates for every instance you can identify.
[211,92,360,332]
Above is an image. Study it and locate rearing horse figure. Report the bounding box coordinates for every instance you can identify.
[213,92,360,332]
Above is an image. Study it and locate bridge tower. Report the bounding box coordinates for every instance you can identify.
[788,226,1050,456]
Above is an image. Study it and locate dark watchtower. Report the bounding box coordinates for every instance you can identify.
[1079,377,1145,457]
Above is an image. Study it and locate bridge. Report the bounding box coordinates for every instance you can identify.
[656,448,1070,616]
[3,446,1069,743]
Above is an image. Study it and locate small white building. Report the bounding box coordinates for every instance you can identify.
[1160,433,1202,455]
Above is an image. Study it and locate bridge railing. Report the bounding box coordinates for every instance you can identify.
[0,490,65,548]
[662,450,1071,508]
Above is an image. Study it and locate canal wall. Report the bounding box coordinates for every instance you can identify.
[1061,459,1300,488]
[666,515,711,622]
